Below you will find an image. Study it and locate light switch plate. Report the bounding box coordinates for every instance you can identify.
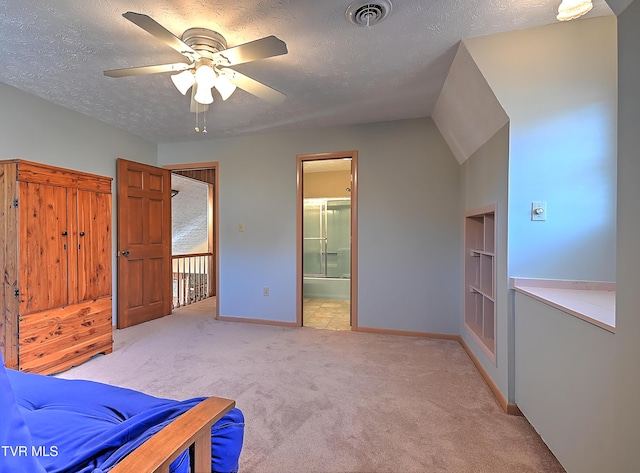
[531,202,547,221]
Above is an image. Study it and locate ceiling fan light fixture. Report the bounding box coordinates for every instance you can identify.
[195,64,217,88]
[171,70,195,95]
[193,83,214,105]
[556,0,592,21]
[215,75,237,101]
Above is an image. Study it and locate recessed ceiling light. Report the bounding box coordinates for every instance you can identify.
[346,0,392,27]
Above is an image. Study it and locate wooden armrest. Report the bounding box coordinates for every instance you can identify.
[110,396,236,473]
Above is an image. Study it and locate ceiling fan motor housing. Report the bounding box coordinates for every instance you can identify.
[182,28,228,66]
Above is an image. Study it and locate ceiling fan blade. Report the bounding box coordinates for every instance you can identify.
[122,12,200,61]
[104,62,191,78]
[222,69,286,104]
[213,36,287,66]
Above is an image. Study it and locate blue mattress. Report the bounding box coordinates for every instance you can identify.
[0,353,244,473]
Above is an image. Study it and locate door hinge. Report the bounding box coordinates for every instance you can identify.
[14,288,19,298]
[13,198,18,208]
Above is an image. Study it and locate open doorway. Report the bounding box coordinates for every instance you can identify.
[164,163,219,318]
[297,151,358,330]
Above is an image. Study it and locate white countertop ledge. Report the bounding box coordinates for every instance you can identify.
[510,278,615,334]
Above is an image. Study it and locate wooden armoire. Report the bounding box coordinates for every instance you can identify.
[0,159,113,374]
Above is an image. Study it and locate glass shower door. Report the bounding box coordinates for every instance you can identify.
[303,199,326,277]
[326,199,350,278]
[303,198,350,278]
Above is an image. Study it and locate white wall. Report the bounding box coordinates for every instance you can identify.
[613,0,640,470]
[0,82,158,324]
[465,16,618,281]
[159,118,461,334]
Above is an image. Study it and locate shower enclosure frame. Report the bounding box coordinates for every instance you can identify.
[296,150,358,330]
[303,197,351,279]
[303,198,330,278]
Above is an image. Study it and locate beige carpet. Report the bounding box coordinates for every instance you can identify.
[59,299,564,473]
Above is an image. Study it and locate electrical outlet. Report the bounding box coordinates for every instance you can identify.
[263,286,269,296]
[531,202,547,221]
[238,223,244,232]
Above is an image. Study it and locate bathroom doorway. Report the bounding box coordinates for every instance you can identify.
[296,151,358,330]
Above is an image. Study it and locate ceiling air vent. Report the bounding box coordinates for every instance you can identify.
[346,0,392,27]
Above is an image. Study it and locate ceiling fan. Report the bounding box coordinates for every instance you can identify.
[104,12,288,109]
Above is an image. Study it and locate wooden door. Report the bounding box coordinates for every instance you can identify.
[19,182,69,314]
[117,159,172,328]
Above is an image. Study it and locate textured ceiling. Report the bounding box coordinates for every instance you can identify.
[0,1,613,144]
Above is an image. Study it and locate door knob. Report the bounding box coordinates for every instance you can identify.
[121,250,130,257]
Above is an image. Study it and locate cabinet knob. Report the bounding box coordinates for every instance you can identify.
[79,231,85,237]
[61,231,68,236]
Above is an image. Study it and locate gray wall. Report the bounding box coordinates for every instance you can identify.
[158,118,462,334]
[514,293,615,472]
[460,16,620,471]
[0,83,157,177]
[432,42,509,164]
[460,124,510,396]
[613,0,640,470]
[0,82,158,324]
[465,16,618,282]
[0,82,461,336]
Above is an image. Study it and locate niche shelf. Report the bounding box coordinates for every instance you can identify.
[464,204,496,364]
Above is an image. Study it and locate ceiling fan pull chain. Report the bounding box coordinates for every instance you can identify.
[203,111,208,134]
[195,103,200,133]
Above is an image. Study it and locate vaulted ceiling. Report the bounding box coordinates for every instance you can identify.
[0,1,612,144]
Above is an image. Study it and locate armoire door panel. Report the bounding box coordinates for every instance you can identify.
[19,182,69,314]
[76,189,112,302]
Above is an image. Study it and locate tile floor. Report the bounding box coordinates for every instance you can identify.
[303,298,351,331]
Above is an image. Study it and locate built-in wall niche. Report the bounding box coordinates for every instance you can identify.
[464,204,496,364]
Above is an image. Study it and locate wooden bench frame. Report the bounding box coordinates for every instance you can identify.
[110,396,236,473]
